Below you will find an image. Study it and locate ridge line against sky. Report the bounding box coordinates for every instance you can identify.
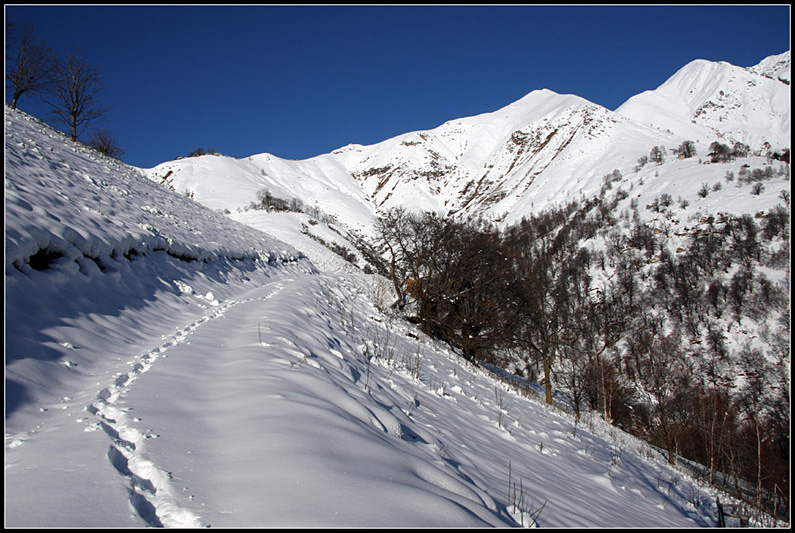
[4,4,791,169]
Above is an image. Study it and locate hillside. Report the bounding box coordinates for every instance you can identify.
[4,104,749,527]
[146,89,685,232]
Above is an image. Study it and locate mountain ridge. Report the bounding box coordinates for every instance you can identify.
[616,51,790,150]
[146,52,790,231]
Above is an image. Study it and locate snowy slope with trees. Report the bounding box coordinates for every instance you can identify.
[5,51,790,528]
[5,105,731,528]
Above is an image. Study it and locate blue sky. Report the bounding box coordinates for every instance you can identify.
[5,5,791,169]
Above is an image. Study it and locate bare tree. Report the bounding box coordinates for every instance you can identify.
[649,145,666,164]
[506,206,593,406]
[86,129,124,159]
[433,219,519,360]
[627,323,691,465]
[375,206,425,308]
[376,208,519,361]
[709,141,732,163]
[43,50,107,142]
[5,22,56,109]
[573,282,632,423]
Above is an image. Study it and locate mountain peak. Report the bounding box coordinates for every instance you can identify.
[616,52,790,150]
[748,50,790,84]
[491,88,599,123]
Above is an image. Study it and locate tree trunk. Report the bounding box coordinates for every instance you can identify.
[543,356,553,405]
[755,419,763,510]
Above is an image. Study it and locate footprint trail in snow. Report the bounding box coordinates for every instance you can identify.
[83,281,287,528]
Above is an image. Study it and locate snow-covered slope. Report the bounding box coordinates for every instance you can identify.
[5,126,302,271]
[147,89,682,230]
[149,150,376,236]
[342,89,683,226]
[5,107,306,439]
[5,104,738,527]
[748,50,791,85]
[616,52,790,152]
[145,53,789,233]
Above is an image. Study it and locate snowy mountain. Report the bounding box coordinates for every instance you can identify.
[748,50,791,85]
[146,52,790,232]
[616,51,790,153]
[5,51,790,528]
[341,89,684,227]
[146,89,682,231]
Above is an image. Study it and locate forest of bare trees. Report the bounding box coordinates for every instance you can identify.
[376,184,790,521]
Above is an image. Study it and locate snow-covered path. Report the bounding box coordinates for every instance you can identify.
[6,262,726,527]
[5,265,508,527]
[83,282,265,528]
[5,261,294,527]
[96,274,513,527]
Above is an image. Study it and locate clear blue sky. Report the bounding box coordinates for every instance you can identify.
[5,5,791,168]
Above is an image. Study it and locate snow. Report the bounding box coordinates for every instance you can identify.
[747,50,791,85]
[5,52,789,529]
[4,110,724,529]
[616,52,790,152]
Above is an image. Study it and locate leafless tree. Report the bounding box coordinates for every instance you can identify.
[676,140,697,159]
[506,206,593,406]
[709,141,732,163]
[627,324,692,465]
[86,129,125,159]
[571,282,632,423]
[5,22,56,109]
[43,49,107,142]
[376,208,519,361]
[434,220,519,360]
[649,145,666,164]
[375,206,426,308]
